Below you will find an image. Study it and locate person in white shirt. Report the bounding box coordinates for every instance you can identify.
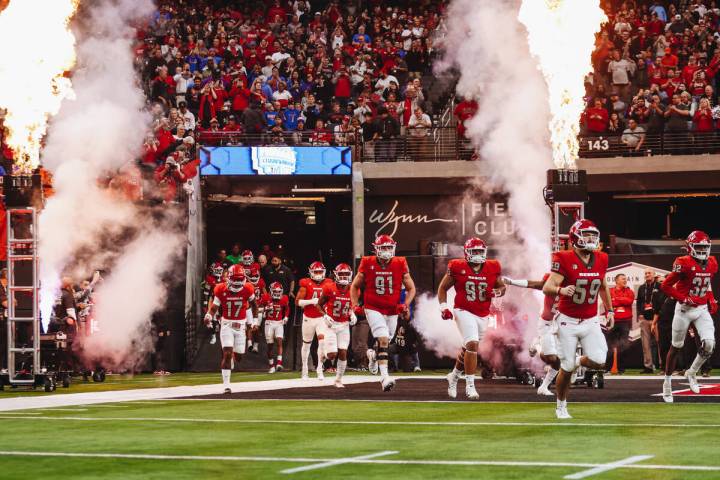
[173,69,193,105]
[178,101,196,132]
[375,72,399,95]
[408,106,432,161]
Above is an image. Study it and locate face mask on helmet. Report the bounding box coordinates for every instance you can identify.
[228,276,245,291]
[310,269,325,282]
[271,287,283,300]
[375,244,395,261]
[465,247,486,264]
[690,242,711,260]
[576,229,600,251]
[248,273,260,284]
[242,257,254,266]
[334,270,352,286]
[211,266,224,277]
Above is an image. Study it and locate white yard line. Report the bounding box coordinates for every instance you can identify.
[39,409,88,412]
[0,450,717,475]
[280,450,398,474]
[564,455,655,479]
[0,412,41,415]
[1,415,719,429]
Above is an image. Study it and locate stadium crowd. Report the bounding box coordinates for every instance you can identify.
[584,0,720,153]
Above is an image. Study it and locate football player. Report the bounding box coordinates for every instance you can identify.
[262,282,289,373]
[204,264,258,394]
[503,273,561,396]
[439,237,504,400]
[246,264,266,353]
[203,250,230,345]
[351,235,416,391]
[543,220,613,419]
[318,263,357,388]
[660,231,718,402]
[241,249,255,267]
[297,261,333,380]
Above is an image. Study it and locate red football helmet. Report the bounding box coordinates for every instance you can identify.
[210,262,224,278]
[270,281,283,300]
[569,219,600,251]
[309,261,326,282]
[686,230,711,261]
[334,263,353,286]
[227,264,246,291]
[373,234,396,261]
[248,264,261,285]
[464,237,487,264]
[241,250,254,266]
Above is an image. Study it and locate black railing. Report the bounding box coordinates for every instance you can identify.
[198,127,720,162]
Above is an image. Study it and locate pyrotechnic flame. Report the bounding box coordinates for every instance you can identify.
[518,0,606,169]
[0,0,78,173]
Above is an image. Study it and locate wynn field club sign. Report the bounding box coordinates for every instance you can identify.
[364,195,517,249]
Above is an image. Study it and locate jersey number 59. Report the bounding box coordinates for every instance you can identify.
[572,278,602,305]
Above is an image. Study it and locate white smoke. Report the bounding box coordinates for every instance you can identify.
[411,0,554,364]
[39,0,183,368]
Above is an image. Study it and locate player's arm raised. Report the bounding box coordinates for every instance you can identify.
[503,277,545,290]
[437,272,455,320]
[296,284,318,307]
[599,276,614,329]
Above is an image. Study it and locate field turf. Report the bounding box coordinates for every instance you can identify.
[1,378,719,480]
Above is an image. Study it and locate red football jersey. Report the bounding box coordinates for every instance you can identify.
[261,293,289,322]
[250,278,267,296]
[358,256,409,315]
[322,281,352,323]
[298,277,333,318]
[213,282,256,320]
[447,258,501,318]
[661,255,718,304]
[551,250,609,319]
[540,273,559,321]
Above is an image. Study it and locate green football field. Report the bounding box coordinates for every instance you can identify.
[1,378,719,480]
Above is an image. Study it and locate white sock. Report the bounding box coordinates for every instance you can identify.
[277,355,282,361]
[465,374,475,388]
[541,368,559,389]
[301,343,310,369]
[688,354,706,375]
[317,341,325,368]
[556,399,566,409]
[664,375,672,383]
[379,363,389,379]
[452,367,463,378]
[336,360,347,380]
[221,369,231,387]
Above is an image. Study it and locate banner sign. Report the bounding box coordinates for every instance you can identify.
[200,146,352,175]
[364,195,517,248]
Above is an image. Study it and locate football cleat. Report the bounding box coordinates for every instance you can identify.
[381,376,396,392]
[268,366,276,374]
[223,387,232,395]
[465,385,479,400]
[555,406,572,419]
[209,334,216,345]
[662,380,674,403]
[301,366,309,380]
[334,378,345,388]
[367,349,378,375]
[316,364,325,380]
[537,385,554,396]
[446,372,458,399]
[413,366,422,373]
[685,371,700,394]
[275,364,283,372]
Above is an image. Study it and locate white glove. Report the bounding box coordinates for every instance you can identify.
[204,313,213,327]
[605,310,615,330]
[323,315,334,328]
[349,312,357,326]
[282,317,288,325]
[298,298,320,307]
[502,276,528,288]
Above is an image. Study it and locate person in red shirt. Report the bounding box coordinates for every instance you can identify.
[261,282,289,373]
[503,273,561,396]
[351,235,416,392]
[660,231,718,402]
[204,265,259,394]
[453,97,478,139]
[693,98,715,133]
[543,219,613,419]
[318,264,357,388]
[660,47,679,71]
[438,237,504,400]
[607,274,635,374]
[296,261,333,380]
[229,77,252,115]
[583,99,609,134]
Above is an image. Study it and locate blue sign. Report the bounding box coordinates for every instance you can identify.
[200,146,352,176]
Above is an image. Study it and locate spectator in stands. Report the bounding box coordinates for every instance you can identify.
[607,274,634,374]
[333,115,353,146]
[227,245,242,265]
[646,94,666,134]
[178,102,196,132]
[621,118,646,154]
[608,50,635,99]
[310,119,332,146]
[607,112,625,136]
[584,98,609,134]
[372,106,400,162]
[242,102,267,145]
[408,106,433,161]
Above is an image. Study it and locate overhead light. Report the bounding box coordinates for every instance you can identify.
[290,187,351,193]
[306,215,316,225]
[270,231,284,235]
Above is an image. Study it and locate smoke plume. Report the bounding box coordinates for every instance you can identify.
[39,0,183,368]
[411,0,554,366]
